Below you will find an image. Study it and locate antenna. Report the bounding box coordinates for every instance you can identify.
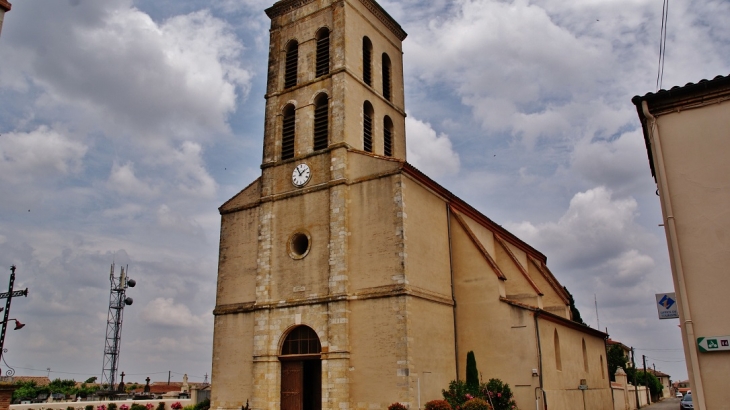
[595,294,600,330]
[100,263,137,392]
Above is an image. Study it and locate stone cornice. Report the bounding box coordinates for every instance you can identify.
[265,0,407,41]
[213,284,453,316]
[265,0,316,18]
[358,0,407,41]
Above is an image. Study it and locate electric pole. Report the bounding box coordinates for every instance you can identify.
[631,347,641,409]
[643,355,650,404]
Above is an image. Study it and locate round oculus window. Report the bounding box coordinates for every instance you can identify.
[289,231,311,259]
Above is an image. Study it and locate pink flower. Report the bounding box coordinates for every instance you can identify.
[145,405,154,410]
[497,393,502,398]
[120,405,130,410]
[171,402,183,410]
[465,394,473,400]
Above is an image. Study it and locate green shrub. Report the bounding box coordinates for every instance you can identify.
[425,399,452,410]
[463,398,491,410]
[108,403,118,410]
[86,405,94,410]
[68,406,75,410]
[193,398,209,410]
[442,379,471,409]
[387,403,408,410]
[482,379,517,410]
[130,404,147,410]
[182,406,195,410]
[157,402,166,410]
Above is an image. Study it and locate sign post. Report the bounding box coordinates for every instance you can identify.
[697,336,730,353]
[655,292,679,319]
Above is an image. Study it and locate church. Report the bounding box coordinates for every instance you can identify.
[210,1,613,409]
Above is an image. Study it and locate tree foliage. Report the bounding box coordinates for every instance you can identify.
[629,370,663,396]
[442,378,517,410]
[563,286,585,325]
[466,351,479,390]
[13,379,100,401]
[606,344,629,382]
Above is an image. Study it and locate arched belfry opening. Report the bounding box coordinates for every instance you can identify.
[280,326,322,410]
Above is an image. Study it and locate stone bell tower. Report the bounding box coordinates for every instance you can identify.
[210,1,440,410]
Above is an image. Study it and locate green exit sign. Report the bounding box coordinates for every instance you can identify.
[697,336,730,352]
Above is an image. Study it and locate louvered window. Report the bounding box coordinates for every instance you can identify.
[363,102,373,153]
[383,116,393,157]
[363,37,372,86]
[284,41,298,89]
[313,95,329,151]
[316,28,330,78]
[382,53,391,101]
[282,105,296,160]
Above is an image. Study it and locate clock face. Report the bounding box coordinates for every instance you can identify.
[292,163,311,187]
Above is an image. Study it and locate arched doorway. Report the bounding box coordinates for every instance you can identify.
[280,326,322,410]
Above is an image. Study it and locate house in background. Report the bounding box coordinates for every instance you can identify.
[0,0,10,37]
[606,339,633,367]
[633,74,730,410]
[648,369,672,399]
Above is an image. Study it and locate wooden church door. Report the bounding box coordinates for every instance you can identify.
[281,361,304,410]
[280,326,322,410]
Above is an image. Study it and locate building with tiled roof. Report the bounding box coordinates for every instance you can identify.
[7,376,50,386]
[647,368,672,399]
[606,339,633,367]
[0,0,10,38]
[633,73,730,410]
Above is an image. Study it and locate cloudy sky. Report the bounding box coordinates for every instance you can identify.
[1,0,728,385]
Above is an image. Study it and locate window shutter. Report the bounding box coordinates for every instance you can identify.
[313,99,328,151]
[285,43,298,89]
[282,109,296,160]
[316,32,330,78]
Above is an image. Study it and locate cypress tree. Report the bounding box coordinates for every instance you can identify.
[466,350,479,390]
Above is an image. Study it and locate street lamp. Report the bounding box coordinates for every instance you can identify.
[0,265,29,377]
[2,319,25,331]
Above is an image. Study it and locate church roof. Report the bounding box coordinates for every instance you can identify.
[402,161,548,264]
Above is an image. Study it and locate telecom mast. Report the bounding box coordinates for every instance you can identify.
[100,263,136,391]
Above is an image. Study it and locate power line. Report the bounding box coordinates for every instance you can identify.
[633,347,684,352]
[655,0,669,91]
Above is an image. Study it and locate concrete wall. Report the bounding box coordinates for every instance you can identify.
[538,319,612,410]
[643,90,730,409]
[10,399,191,410]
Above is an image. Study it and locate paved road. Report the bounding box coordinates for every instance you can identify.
[642,397,680,409]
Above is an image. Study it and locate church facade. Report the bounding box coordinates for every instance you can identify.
[210,1,613,409]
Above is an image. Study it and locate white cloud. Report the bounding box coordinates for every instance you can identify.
[0,126,87,183]
[165,141,218,198]
[108,161,158,198]
[571,129,650,193]
[507,186,648,270]
[1,2,251,141]
[140,297,206,328]
[406,117,460,177]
